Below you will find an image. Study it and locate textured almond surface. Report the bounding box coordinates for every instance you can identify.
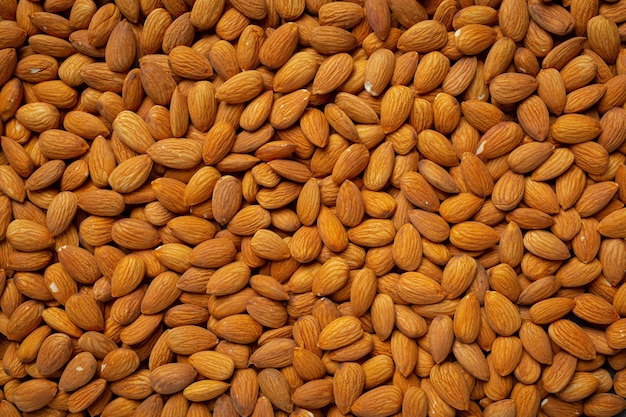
[1,0,626,416]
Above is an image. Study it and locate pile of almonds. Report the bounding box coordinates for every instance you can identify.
[1,0,626,415]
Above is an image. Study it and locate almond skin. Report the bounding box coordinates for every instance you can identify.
[13,379,58,412]
[548,319,596,360]
[351,385,403,417]
[4,1,626,413]
[150,363,198,394]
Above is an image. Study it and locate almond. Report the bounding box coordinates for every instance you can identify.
[351,385,403,417]
[150,363,197,395]
[12,379,58,412]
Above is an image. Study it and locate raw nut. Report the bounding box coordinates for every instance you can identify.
[351,385,403,417]
[484,290,522,336]
[548,319,596,360]
[150,363,197,394]
[36,332,73,376]
[454,24,497,55]
[397,20,448,52]
[318,316,363,350]
[6,219,54,251]
[429,362,471,410]
[12,379,58,412]
[58,352,98,391]
[3,0,626,415]
[489,73,538,104]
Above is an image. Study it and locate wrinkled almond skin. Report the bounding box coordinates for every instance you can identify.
[2,1,626,415]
